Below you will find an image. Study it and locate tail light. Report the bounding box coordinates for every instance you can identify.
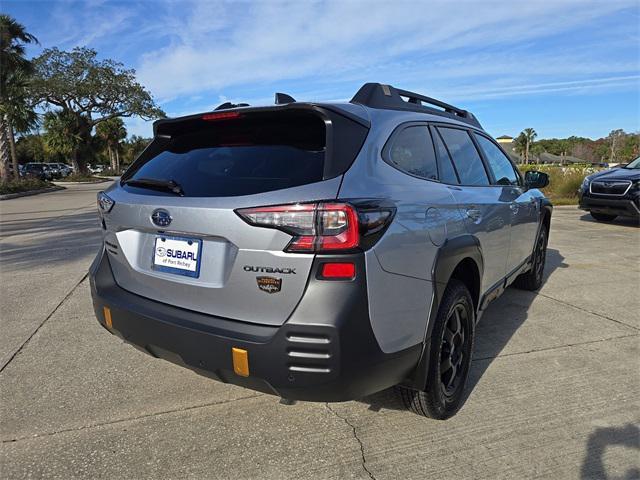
[236,200,394,253]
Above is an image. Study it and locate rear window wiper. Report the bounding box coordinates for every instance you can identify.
[123,178,185,196]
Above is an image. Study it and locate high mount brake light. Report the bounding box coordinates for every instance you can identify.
[236,202,360,253]
[202,111,242,121]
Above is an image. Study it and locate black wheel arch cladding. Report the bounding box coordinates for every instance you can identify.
[407,234,483,391]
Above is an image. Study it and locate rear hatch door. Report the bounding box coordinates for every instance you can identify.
[102,106,368,326]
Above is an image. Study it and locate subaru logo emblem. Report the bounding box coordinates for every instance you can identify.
[151,209,172,227]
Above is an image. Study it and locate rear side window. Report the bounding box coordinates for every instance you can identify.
[437,127,489,186]
[433,129,459,184]
[124,111,326,197]
[474,134,519,186]
[386,126,438,180]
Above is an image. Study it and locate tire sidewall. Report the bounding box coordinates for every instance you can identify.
[426,280,475,418]
[534,225,548,286]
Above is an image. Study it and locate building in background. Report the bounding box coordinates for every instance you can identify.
[496,135,514,145]
[495,135,521,163]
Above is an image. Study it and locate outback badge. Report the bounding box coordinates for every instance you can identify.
[256,276,282,294]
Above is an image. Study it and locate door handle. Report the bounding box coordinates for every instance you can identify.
[466,207,482,223]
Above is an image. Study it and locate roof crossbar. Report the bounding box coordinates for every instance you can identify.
[350,83,482,129]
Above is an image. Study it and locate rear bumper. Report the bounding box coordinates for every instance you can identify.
[89,248,421,402]
[579,191,640,218]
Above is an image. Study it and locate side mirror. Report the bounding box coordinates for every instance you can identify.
[524,170,549,189]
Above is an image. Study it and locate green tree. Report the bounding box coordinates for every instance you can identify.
[30,47,165,173]
[620,132,639,162]
[514,133,527,163]
[15,133,46,163]
[42,110,84,159]
[122,135,150,165]
[607,129,625,163]
[522,128,537,164]
[96,117,126,172]
[0,14,38,180]
[1,71,38,167]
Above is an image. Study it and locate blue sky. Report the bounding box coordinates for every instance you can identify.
[6,0,640,140]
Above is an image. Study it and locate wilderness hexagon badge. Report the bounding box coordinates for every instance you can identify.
[256,276,282,294]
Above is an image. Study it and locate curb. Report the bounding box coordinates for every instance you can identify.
[53,177,113,185]
[0,185,66,201]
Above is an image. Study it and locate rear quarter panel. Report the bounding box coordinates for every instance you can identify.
[338,111,467,353]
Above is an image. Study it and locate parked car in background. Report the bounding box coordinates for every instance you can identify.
[91,83,552,420]
[23,163,53,181]
[579,156,640,222]
[47,163,73,177]
[89,165,104,174]
[44,163,63,179]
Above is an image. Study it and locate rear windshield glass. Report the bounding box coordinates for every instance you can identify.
[123,111,326,197]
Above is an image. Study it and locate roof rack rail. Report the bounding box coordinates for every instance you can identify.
[350,83,482,129]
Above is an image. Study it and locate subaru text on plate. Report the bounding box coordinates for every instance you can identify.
[90,83,552,419]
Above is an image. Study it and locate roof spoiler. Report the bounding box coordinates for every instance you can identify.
[350,83,482,129]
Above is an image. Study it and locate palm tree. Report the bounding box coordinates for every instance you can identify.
[517,128,538,164]
[42,111,83,160]
[96,118,127,173]
[522,128,538,163]
[0,14,39,180]
[0,71,38,174]
[514,133,527,164]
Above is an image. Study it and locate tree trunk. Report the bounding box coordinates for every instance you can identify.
[73,120,92,175]
[8,121,19,178]
[71,147,82,174]
[108,146,114,171]
[610,138,615,162]
[525,141,530,164]
[0,115,12,181]
[115,146,120,173]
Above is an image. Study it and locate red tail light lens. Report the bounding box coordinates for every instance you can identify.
[320,262,356,279]
[236,202,359,253]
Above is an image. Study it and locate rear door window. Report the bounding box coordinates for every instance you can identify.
[385,125,438,180]
[123,111,327,197]
[474,134,520,186]
[438,127,490,186]
[432,128,459,184]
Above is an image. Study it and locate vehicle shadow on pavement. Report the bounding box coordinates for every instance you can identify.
[580,423,640,479]
[0,211,103,271]
[358,248,568,414]
[578,213,639,228]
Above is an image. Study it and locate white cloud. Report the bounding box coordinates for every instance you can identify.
[135,0,639,102]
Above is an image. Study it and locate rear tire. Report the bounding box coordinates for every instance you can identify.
[513,223,548,291]
[397,279,474,420]
[590,211,617,222]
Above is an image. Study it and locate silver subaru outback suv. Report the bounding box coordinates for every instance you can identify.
[90,83,552,419]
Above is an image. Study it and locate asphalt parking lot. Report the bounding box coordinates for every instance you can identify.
[1,182,638,479]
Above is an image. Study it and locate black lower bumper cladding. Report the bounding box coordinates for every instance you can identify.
[579,193,640,218]
[89,248,421,402]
